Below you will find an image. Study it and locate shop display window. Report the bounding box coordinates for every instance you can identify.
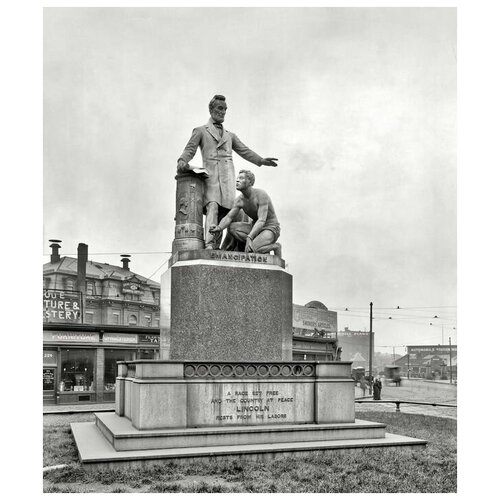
[104,349,136,391]
[60,349,95,392]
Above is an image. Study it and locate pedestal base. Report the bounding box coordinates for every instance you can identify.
[71,360,427,469]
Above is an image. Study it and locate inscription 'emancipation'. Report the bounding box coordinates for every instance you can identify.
[209,252,270,263]
[211,389,294,421]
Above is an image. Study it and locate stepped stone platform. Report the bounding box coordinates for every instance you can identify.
[71,418,425,469]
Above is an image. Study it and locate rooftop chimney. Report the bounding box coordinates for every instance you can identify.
[49,239,62,263]
[120,254,131,271]
[75,243,88,293]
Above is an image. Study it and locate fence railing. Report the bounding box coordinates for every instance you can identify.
[355,399,457,412]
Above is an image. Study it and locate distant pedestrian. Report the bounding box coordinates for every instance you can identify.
[360,376,367,397]
[373,378,382,400]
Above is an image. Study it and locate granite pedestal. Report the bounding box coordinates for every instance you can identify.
[160,250,292,361]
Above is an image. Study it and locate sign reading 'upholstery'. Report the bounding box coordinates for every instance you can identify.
[43,290,82,323]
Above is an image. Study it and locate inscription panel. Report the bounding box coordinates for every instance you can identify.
[186,380,315,427]
[172,249,286,268]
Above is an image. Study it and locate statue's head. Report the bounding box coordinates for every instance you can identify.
[236,169,255,191]
[209,95,227,124]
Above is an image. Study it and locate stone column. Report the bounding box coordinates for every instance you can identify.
[172,172,205,254]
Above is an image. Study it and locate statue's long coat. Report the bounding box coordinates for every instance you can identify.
[178,119,263,210]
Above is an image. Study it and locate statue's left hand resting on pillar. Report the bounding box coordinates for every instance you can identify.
[177,94,278,250]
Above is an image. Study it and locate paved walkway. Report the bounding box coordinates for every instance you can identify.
[355,399,457,420]
[43,403,115,414]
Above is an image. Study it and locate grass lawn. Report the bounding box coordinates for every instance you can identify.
[43,411,456,493]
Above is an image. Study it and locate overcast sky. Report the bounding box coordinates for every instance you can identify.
[43,7,456,354]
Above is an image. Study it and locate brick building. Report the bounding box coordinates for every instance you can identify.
[43,241,161,405]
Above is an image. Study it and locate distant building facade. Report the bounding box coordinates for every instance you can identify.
[336,327,372,370]
[395,344,457,380]
[292,301,340,361]
[43,241,161,405]
[43,241,160,328]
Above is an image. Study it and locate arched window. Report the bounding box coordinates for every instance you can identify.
[128,314,138,326]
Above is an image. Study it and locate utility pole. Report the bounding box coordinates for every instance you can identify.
[449,336,453,384]
[407,346,410,379]
[368,302,373,395]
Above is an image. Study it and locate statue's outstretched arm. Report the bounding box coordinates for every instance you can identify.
[231,133,264,166]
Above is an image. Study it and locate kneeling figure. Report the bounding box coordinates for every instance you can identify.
[209,170,282,257]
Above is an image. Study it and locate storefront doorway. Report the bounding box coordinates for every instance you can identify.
[43,367,57,404]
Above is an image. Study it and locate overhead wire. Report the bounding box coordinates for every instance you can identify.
[148,258,171,279]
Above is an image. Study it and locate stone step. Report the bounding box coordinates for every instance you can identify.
[95,412,387,451]
[71,421,427,470]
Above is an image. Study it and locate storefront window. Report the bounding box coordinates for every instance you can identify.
[60,349,95,392]
[104,349,136,391]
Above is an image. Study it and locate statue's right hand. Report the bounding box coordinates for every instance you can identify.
[261,157,278,167]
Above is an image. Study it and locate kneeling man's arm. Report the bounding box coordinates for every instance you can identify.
[209,200,242,234]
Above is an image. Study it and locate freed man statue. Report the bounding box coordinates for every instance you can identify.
[177,95,278,249]
[209,169,281,257]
